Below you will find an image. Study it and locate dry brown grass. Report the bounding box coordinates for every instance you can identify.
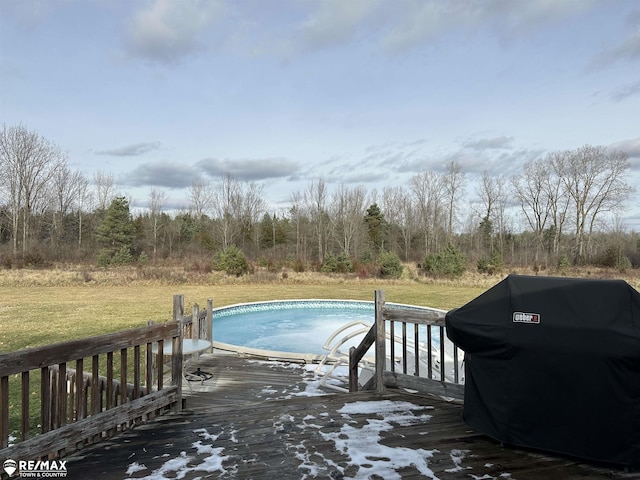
[0,262,637,354]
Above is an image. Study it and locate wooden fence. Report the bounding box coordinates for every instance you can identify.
[0,321,183,463]
[349,290,465,400]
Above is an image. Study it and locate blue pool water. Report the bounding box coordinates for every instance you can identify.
[212,300,443,356]
[213,300,375,355]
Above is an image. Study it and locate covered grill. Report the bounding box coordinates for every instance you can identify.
[445,274,640,467]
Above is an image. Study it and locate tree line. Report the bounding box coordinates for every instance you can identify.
[1,123,638,275]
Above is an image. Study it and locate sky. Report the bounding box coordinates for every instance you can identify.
[1,0,639,230]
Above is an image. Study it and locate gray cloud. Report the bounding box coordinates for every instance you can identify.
[120,0,604,64]
[196,157,299,181]
[124,0,225,64]
[609,137,640,162]
[120,161,198,188]
[95,142,161,157]
[590,9,640,69]
[462,136,514,151]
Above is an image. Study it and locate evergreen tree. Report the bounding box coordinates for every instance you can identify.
[96,196,136,266]
[364,203,387,252]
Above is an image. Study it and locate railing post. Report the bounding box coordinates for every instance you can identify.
[375,290,386,393]
[349,346,358,392]
[207,298,213,351]
[171,333,183,412]
[173,294,184,323]
[192,304,199,340]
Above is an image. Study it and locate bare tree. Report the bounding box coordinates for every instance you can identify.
[476,172,507,254]
[50,166,88,249]
[443,161,466,241]
[551,145,632,261]
[542,155,570,259]
[304,179,329,264]
[241,180,266,252]
[410,171,445,256]
[210,173,240,249]
[75,174,92,247]
[330,184,367,257]
[93,170,115,211]
[189,178,212,218]
[382,186,408,259]
[0,124,66,254]
[148,187,167,260]
[289,190,305,260]
[511,159,551,262]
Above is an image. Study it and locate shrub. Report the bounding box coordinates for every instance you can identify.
[423,243,466,278]
[138,251,149,266]
[213,245,248,276]
[477,250,503,275]
[558,255,570,270]
[320,253,338,273]
[616,255,632,273]
[378,251,403,279]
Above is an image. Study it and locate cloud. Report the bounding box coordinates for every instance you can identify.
[462,136,514,151]
[95,142,161,157]
[196,157,299,181]
[380,0,596,53]
[252,0,598,60]
[609,137,640,160]
[610,80,640,102]
[292,0,377,54]
[124,0,225,64]
[120,161,198,188]
[590,9,640,69]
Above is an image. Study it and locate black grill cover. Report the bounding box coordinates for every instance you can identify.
[445,274,640,467]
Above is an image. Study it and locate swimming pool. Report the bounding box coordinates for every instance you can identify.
[212,300,375,355]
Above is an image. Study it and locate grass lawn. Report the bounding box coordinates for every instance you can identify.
[0,280,487,354]
[0,275,489,440]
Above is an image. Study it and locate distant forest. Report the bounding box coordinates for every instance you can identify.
[1,124,638,276]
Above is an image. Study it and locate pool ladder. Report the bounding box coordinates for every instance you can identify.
[315,320,464,393]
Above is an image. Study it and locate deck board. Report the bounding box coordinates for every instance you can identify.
[63,353,638,479]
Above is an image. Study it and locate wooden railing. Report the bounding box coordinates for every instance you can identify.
[172,294,213,344]
[349,290,465,400]
[0,322,183,462]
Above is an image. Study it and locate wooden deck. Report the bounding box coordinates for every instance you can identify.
[64,353,637,479]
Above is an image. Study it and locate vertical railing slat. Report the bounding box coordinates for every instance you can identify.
[75,358,84,420]
[389,320,395,373]
[21,371,29,441]
[374,290,386,393]
[133,345,141,399]
[453,345,460,384]
[146,343,153,396]
[91,355,100,416]
[57,363,67,428]
[106,352,114,410]
[439,326,445,382]
[120,348,128,405]
[156,340,164,392]
[171,334,183,412]
[402,322,408,374]
[1,375,9,448]
[427,327,433,379]
[413,324,420,377]
[40,366,51,434]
